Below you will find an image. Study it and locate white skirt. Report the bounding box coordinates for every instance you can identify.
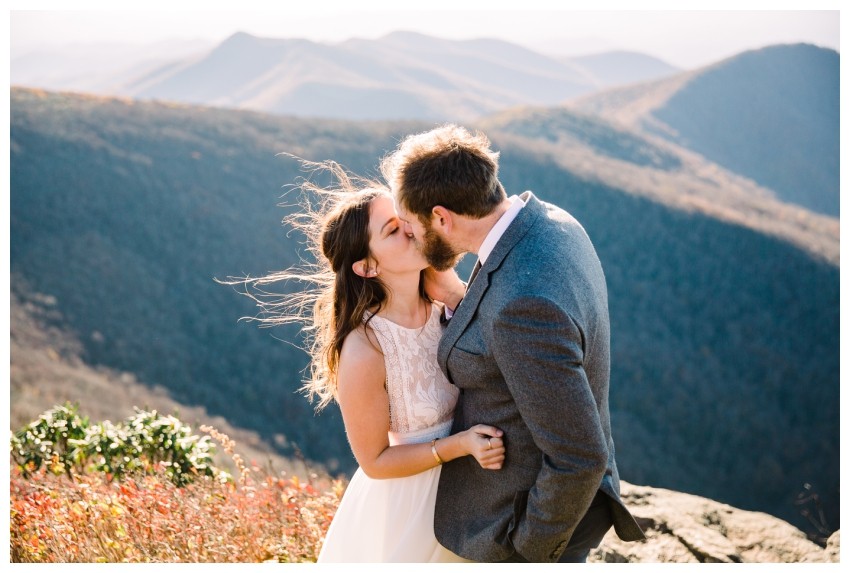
[317,422,469,563]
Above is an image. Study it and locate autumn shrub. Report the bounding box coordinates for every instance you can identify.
[10,426,342,562]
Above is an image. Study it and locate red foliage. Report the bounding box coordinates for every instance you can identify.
[10,461,343,562]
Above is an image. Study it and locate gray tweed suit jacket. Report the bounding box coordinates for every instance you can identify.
[434,191,645,563]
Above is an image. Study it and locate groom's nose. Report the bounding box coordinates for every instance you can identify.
[402,220,414,237]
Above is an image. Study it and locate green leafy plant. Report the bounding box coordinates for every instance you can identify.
[11,403,222,486]
[10,403,89,479]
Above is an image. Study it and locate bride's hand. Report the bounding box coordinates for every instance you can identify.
[463,424,505,470]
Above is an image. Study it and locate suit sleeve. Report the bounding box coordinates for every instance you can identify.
[491,295,608,562]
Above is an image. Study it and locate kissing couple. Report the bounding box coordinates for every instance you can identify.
[243,124,645,563]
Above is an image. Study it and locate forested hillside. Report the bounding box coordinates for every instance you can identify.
[10,88,838,534]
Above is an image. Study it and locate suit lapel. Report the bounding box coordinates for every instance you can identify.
[438,191,544,379]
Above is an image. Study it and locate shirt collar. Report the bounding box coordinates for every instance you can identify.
[477,194,527,264]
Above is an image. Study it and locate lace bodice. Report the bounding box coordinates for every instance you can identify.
[366,302,459,442]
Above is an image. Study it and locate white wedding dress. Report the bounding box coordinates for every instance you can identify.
[317,302,469,563]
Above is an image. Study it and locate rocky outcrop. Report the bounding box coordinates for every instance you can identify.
[591,482,839,563]
[826,530,840,561]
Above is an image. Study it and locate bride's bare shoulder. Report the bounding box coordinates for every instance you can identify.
[338,324,384,375]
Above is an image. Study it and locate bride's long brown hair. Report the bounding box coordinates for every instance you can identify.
[223,159,425,410]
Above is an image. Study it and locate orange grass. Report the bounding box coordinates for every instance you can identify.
[10,429,344,563]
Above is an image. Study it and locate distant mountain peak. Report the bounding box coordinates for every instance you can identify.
[571,42,839,217]
[225,31,257,42]
[713,41,837,64]
[381,30,428,40]
[217,30,312,51]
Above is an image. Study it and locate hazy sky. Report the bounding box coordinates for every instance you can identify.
[8,1,842,70]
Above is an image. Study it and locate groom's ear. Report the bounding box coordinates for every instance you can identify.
[431,205,453,232]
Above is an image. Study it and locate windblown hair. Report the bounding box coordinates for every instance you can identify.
[222,159,413,411]
[381,123,506,221]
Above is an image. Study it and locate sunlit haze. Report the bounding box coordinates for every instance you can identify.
[9,4,841,70]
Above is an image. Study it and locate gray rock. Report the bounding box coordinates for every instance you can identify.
[590,482,838,563]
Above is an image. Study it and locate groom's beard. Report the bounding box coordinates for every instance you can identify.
[421,226,464,271]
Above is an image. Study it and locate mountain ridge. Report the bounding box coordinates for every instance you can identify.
[568,43,839,216]
[12,31,681,122]
[564,50,680,88]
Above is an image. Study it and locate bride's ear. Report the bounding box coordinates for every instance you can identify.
[352,259,378,278]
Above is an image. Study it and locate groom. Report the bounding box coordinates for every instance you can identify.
[382,125,645,563]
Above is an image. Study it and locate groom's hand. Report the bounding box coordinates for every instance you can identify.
[424,267,466,312]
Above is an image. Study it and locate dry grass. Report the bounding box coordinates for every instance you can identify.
[10,432,344,563]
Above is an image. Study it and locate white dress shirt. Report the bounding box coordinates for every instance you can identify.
[445,195,527,318]
[476,194,527,265]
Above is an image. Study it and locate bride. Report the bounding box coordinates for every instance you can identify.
[238,161,505,562]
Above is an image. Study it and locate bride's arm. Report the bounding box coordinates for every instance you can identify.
[337,327,504,480]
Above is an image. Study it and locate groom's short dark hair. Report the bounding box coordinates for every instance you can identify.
[382,124,506,220]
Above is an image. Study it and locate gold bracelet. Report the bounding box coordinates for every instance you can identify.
[431,438,444,465]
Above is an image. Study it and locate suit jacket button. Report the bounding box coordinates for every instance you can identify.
[550,540,567,560]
